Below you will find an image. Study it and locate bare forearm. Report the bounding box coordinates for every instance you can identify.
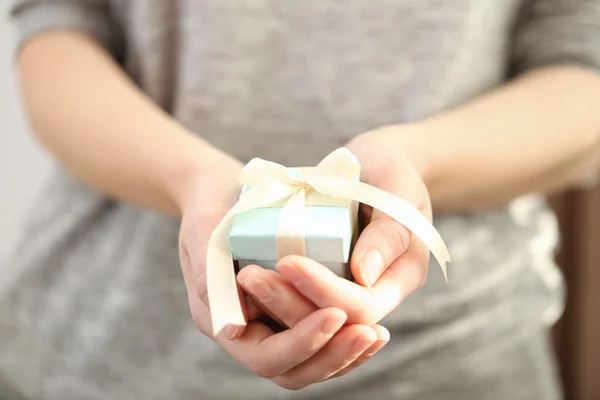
[402,66,600,212]
[17,31,239,215]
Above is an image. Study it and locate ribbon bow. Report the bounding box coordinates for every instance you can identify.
[207,148,450,336]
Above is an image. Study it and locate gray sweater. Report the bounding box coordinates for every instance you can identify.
[2,1,599,399]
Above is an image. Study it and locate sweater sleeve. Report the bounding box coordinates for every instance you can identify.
[8,0,123,57]
[511,0,600,75]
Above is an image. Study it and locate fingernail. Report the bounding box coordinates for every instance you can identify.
[378,329,391,342]
[282,265,304,288]
[247,278,273,303]
[352,331,377,352]
[223,324,241,340]
[321,313,346,335]
[366,340,389,357]
[359,249,385,286]
[237,273,248,286]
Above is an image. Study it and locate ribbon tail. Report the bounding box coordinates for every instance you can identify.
[309,177,451,280]
[207,210,245,337]
[207,181,296,337]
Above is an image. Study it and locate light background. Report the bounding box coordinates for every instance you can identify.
[0,1,52,264]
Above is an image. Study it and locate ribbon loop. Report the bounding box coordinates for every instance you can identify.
[239,158,293,187]
[315,148,362,179]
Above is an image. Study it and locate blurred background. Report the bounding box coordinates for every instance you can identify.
[0,0,51,264]
[550,191,600,400]
[1,0,599,398]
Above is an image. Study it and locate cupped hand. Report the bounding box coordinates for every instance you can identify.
[276,126,433,325]
[177,155,389,390]
[237,265,390,387]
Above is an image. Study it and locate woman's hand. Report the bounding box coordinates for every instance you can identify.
[176,155,245,338]
[237,265,391,387]
[275,127,433,326]
[177,155,387,389]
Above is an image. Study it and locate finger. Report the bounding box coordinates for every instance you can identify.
[278,256,379,324]
[241,269,287,328]
[245,295,265,321]
[329,324,390,379]
[273,325,378,390]
[193,258,248,340]
[220,307,347,379]
[238,265,318,328]
[278,247,428,326]
[186,280,213,336]
[219,279,249,340]
[178,244,196,289]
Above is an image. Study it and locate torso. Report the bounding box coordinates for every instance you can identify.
[0,2,565,399]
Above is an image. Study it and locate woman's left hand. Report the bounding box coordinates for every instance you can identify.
[274,126,433,326]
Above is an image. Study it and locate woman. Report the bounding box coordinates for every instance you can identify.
[2,0,600,399]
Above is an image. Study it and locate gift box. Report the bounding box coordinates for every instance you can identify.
[229,168,359,279]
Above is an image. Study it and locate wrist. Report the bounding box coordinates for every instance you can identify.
[159,133,243,216]
[384,123,444,188]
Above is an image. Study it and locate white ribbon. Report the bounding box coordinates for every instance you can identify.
[207,148,450,336]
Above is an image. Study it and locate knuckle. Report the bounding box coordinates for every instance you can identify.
[193,210,212,226]
[363,348,378,359]
[417,273,427,289]
[189,306,210,336]
[351,310,378,326]
[384,221,411,256]
[192,313,204,333]
[251,361,280,379]
[368,314,384,327]
[178,241,192,273]
[368,157,398,185]
[417,268,428,290]
[178,238,187,259]
[194,209,222,231]
[196,272,210,306]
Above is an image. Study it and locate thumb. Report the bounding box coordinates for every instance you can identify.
[351,165,430,287]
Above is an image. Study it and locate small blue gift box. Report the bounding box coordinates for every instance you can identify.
[229,168,359,278]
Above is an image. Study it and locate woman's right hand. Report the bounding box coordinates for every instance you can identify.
[176,155,387,389]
